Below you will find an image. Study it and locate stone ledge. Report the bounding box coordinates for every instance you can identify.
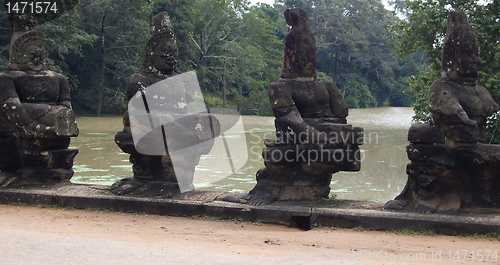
[1,183,499,235]
[312,208,500,235]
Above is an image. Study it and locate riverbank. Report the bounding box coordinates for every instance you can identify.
[1,203,499,264]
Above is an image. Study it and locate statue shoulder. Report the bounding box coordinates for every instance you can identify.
[128,72,144,82]
[268,81,294,109]
[0,70,24,78]
[0,71,10,78]
[45,70,68,81]
[463,83,499,117]
[428,80,461,124]
[322,82,348,119]
[48,70,65,78]
[428,78,457,99]
[128,72,162,86]
[126,72,161,100]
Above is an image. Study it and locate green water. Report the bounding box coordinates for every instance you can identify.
[70,107,413,202]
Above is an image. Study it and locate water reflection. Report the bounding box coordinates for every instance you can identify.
[71,107,413,202]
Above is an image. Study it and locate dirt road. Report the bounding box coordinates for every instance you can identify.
[0,204,499,264]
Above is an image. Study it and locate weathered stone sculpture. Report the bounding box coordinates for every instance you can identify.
[247,8,364,205]
[281,8,317,79]
[0,14,78,187]
[386,10,500,214]
[112,12,219,196]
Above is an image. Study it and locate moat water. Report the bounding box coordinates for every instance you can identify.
[71,107,413,202]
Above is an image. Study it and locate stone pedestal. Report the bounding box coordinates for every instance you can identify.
[249,123,363,205]
[0,137,78,186]
[386,124,500,214]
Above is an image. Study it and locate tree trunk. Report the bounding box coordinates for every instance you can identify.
[331,46,339,86]
[223,57,227,106]
[118,80,124,115]
[95,14,107,116]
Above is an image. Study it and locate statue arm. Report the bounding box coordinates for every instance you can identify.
[126,74,145,101]
[272,105,312,130]
[428,82,476,126]
[126,82,142,101]
[269,82,325,143]
[0,76,54,136]
[57,75,72,109]
[324,82,348,121]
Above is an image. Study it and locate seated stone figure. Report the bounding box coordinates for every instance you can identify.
[245,8,363,206]
[272,8,348,142]
[429,10,498,129]
[112,12,219,196]
[0,15,78,186]
[387,10,500,214]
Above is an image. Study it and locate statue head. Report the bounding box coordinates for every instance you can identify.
[142,11,179,77]
[8,15,46,71]
[281,8,316,79]
[441,10,480,79]
[284,7,310,31]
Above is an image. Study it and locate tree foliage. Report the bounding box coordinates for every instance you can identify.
[187,0,284,115]
[275,0,418,108]
[0,0,426,116]
[75,0,153,115]
[388,0,500,126]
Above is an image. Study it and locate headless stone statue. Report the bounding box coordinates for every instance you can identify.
[245,8,363,206]
[112,12,219,196]
[386,10,500,214]
[0,15,78,186]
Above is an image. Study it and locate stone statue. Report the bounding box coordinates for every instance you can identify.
[246,8,363,205]
[112,12,219,196]
[0,14,78,187]
[429,11,498,128]
[386,10,500,214]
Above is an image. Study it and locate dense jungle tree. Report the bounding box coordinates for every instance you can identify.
[0,0,427,116]
[76,0,153,116]
[0,8,11,69]
[388,0,500,141]
[185,0,284,115]
[275,0,417,108]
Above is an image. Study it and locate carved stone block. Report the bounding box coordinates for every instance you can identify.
[407,123,445,144]
[19,149,78,169]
